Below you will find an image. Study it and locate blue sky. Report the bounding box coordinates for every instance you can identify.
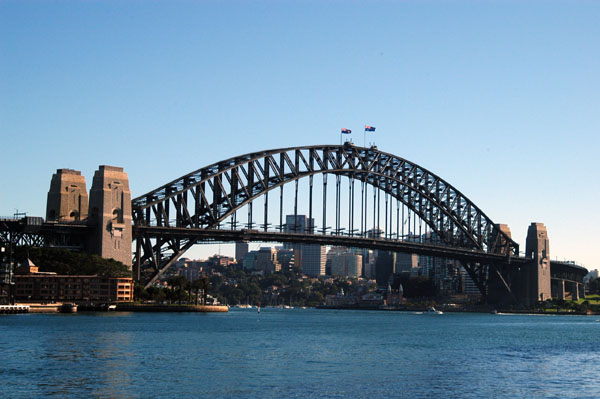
[1,1,598,269]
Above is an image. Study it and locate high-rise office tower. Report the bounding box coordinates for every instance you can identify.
[284,214,326,276]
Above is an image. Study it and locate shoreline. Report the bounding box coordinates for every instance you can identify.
[316,304,600,316]
[7,303,597,316]
[3,303,229,313]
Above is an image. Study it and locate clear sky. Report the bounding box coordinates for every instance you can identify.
[1,1,598,269]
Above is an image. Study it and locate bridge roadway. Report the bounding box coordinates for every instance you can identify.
[134,225,529,266]
[2,216,585,276]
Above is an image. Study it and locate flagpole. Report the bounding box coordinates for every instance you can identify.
[364,125,376,147]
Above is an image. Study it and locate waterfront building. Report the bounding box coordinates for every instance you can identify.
[14,260,133,303]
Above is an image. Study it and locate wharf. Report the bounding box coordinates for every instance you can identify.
[0,304,30,314]
[10,303,63,313]
[116,304,229,312]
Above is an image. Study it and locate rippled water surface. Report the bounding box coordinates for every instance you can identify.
[1,309,599,398]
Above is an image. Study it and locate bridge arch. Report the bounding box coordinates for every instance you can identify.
[134,144,516,251]
[132,144,518,285]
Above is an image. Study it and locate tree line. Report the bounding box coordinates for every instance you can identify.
[135,275,211,305]
[11,247,131,277]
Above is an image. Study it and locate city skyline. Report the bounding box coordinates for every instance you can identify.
[1,1,598,269]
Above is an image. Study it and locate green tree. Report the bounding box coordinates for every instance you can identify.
[167,275,189,304]
[146,286,160,301]
[307,292,324,307]
[134,284,148,302]
[13,246,131,277]
[587,278,599,295]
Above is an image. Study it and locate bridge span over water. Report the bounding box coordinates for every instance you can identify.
[0,144,587,305]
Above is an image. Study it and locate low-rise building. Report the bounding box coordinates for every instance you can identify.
[14,260,133,303]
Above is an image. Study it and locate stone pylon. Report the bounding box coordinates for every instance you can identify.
[525,222,552,303]
[46,169,89,222]
[88,166,132,267]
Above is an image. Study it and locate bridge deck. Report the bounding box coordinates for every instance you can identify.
[134,226,528,265]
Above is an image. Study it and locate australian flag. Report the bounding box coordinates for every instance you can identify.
[341,128,352,134]
[365,125,376,132]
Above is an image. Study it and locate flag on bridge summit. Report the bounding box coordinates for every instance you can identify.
[365,125,376,132]
[341,128,352,134]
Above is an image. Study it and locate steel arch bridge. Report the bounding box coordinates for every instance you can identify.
[132,143,519,293]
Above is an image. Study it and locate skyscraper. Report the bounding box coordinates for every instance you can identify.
[235,242,249,262]
[284,214,326,276]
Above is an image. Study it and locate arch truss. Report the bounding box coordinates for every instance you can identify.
[132,144,518,288]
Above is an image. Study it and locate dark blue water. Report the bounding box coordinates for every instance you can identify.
[1,309,599,398]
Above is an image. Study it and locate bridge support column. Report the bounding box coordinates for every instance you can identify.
[571,282,580,301]
[88,166,132,268]
[524,223,552,305]
[556,279,565,300]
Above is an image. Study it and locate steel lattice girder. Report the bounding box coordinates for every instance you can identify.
[0,221,89,251]
[132,144,518,255]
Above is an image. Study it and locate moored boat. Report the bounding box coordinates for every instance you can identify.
[59,303,78,313]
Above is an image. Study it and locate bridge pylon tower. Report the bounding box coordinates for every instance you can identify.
[46,169,88,222]
[88,166,132,268]
[524,222,552,303]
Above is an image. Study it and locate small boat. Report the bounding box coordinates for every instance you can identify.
[59,303,78,313]
[427,306,443,315]
[107,304,117,311]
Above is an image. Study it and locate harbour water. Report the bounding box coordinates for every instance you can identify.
[1,309,599,398]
